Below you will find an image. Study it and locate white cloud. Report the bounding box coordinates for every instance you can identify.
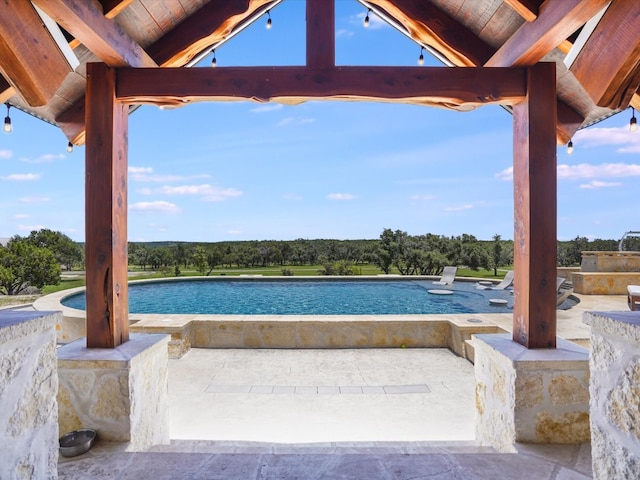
[250,104,283,113]
[21,153,64,164]
[574,125,640,153]
[159,184,243,202]
[0,149,12,159]
[557,163,640,179]
[276,117,315,127]
[352,12,387,29]
[444,204,474,212]
[579,180,623,189]
[137,188,152,195]
[18,223,45,232]
[327,193,357,200]
[336,28,354,38]
[2,173,41,181]
[19,196,50,204]
[410,194,436,201]
[12,214,29,219]
[129,166,153,174]
[129,166,211,183]
[496,162,640,181]
[129,201,181,213]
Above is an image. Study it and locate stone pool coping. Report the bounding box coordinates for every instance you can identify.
[34,276,625,360]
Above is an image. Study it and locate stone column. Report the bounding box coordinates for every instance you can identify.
[57,333,170,451]
[584,311,640,480]
[0,310,60,480]
[474,333,590,452]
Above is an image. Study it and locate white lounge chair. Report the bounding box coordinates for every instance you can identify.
[556,277,574,307]
[484,270,514,290]
[627,285,640,311]
[432,266,457,286]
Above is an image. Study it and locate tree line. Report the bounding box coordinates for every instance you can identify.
[1,228,637,295]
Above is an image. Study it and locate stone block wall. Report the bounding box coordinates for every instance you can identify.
[584,311,640,480]
[474,334,590,452]
[0,310,60,480]
[57,333,170,451]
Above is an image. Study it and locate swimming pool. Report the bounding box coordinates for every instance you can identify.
[61,278,517,315]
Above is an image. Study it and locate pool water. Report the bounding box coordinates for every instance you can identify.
[61,279,516,315]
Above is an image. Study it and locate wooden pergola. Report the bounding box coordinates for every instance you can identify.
[84,1,556,349]
[3,0,640,351]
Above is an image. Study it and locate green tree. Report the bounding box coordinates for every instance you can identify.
[491,234,503,276]
[25,228,83,271]
[192,246,208,275]
[0,238,61,295]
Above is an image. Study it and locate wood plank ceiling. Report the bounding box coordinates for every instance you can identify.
[1,0,639,146]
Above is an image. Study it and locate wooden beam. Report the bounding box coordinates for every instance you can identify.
[366,0,494,66]
[99,0,136,18]
[556,101,584,145]
[0,76,14,104]
[0,2,71,106]
[33,0,157,68]
[58,0,277,142]
[504,0,542,22]
[115,66,527,107]
[147,0,276,67]
[512,63,557,348]
[85,63,129,349]
[570,0,640,109]
[306,0,334,67]
[486,0,611,67]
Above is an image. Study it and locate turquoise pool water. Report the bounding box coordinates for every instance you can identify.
[61,279,517,315]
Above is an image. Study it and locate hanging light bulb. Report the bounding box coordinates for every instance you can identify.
[3,103,12,134]
[567,140,574,154]
[364,9,371,27]
[418,47,425,66]
[211,49,217,67]
[67,142,73,153]
[266,10,272,29]
[630,107,638,132]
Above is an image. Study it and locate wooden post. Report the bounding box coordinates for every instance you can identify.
[306,0,334,67]
[85,62,129,348]
[512,62,557,348]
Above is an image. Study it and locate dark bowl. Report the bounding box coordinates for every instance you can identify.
[59,429,96,457]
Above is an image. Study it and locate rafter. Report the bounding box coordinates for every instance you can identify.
[570,0,640,109]
[365,0,494,66]
[0,2,71,106]
[0,77,14,104]
[147,0,277,67]
[504,0,542,22]
[485,0,610,67]
[33,0,157,68]
[115,66,527,107]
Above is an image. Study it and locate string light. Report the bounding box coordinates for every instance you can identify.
[211,49,216,67]
[3,103,12,133]
[630,107,638,132]
[364,8,371,27]
[418,46,425,66]
[266,10,272,29]
[567,140,573,154]
[67,142,73,153]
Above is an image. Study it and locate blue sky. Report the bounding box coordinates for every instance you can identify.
[1,0,639,243]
